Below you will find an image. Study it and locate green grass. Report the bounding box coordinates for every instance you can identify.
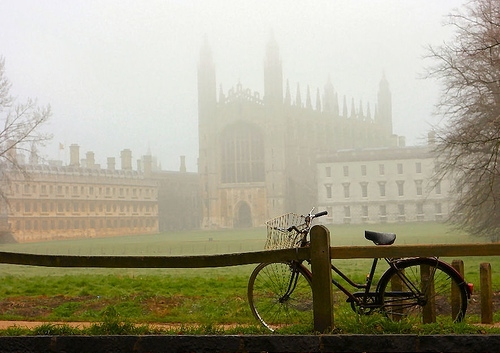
[0,221,498,335]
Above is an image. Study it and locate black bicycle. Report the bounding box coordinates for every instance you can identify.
[247,209,472,332]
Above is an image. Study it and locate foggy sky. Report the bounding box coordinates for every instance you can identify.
[0,0,465,171]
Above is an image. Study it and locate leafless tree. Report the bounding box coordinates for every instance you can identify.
[425,0,500,239]
[0,56,52,204]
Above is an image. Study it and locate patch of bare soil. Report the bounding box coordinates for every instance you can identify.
[0,291,499,330]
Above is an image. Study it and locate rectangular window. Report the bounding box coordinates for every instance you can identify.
[343,183,350,198]
[435,203,443,221]
[361,165,367,176]
[325,167,331,177]
[379,164,385,175]
[397,163,403,174]
[415,180,423,196]
[343,166,349,177]
[360,183,368,198]
[398,204,405,215]
[416,162,422,173]
[435,181,442,195]
[325,185,332,199]
[379,205,387,216]
[397,181,405,196]
[344,206,351,217]
[362,205,368,217]
[378,182,386,197]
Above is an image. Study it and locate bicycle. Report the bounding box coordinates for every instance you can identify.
[247,209,472,332]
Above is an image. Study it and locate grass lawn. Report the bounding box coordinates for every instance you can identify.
[0,221,498,333]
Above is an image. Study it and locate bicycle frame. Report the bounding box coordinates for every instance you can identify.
[299,256,430,309]
[332,258,381,307]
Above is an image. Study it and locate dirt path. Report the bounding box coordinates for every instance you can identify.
[0,321,92,329]
[0,321,241,330]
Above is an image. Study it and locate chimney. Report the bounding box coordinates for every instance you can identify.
[86,151,95,168]
[144,154,152,178]
[120,149,132,170]
[107,157,115,171]
[180,155,186,173]
[69,144,80,167]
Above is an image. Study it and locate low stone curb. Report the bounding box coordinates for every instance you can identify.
[0,334,500,353]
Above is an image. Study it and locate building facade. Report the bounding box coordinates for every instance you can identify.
[197,36,399,229]
[2,144,200,242]
[317,139,452,225]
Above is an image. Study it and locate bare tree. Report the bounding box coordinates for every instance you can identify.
[425,0,500,238]
[0,56,52,203]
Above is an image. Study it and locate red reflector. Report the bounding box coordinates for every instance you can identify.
[468,283,474,294]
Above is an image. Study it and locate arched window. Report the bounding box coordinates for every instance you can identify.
[220,123,264,183]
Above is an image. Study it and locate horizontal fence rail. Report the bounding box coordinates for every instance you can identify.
[1,225,500,335]
[329,243,500,259]
[1,243,500,268]
[0,248,310,268]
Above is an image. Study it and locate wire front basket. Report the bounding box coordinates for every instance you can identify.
[264,213,307,250]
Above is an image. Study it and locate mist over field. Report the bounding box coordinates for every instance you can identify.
[0,1,464,171]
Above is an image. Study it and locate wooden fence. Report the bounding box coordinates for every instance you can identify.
[0,225,499,332]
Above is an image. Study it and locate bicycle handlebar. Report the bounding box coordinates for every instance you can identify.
[286,210,328,233]
[313,210,328,218]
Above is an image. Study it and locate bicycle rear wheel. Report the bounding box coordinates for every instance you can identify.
[377,257,468,324]
[247,262,313,332]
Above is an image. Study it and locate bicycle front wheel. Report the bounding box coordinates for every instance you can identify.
[247,262,313,332]
[377,257,468,324]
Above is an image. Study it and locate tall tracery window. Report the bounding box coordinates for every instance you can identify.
[221,123,265,183]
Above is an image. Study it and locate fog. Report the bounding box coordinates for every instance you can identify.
[0,0,464,171]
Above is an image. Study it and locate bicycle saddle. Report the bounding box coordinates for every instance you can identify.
[365,230,396,245]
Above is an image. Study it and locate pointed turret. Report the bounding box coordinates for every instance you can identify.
[342,95,348,118]
[333,92,339,117]
[284,80,291,106]
[264,33,283,105]
[295,83,302,107]
[323,76,335,113]
[197,36,216,118]
[377,72,393,135]
[315,88,321,111]
[306,86,312,109]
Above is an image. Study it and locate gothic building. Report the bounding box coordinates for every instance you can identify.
[197,36,398,229]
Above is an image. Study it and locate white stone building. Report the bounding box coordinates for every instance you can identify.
[317,142,452,225]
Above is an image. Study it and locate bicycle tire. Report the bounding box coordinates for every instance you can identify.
[377,257,468,324]
[247,262,313,332]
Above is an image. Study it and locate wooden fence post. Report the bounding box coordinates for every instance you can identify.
[309,225,334,333]
[480,262,493,324]
[452,259,464,321]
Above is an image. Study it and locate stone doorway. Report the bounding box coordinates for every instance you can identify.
[235,202,252,228]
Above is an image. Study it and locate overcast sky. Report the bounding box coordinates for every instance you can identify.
[0,0,465,171]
